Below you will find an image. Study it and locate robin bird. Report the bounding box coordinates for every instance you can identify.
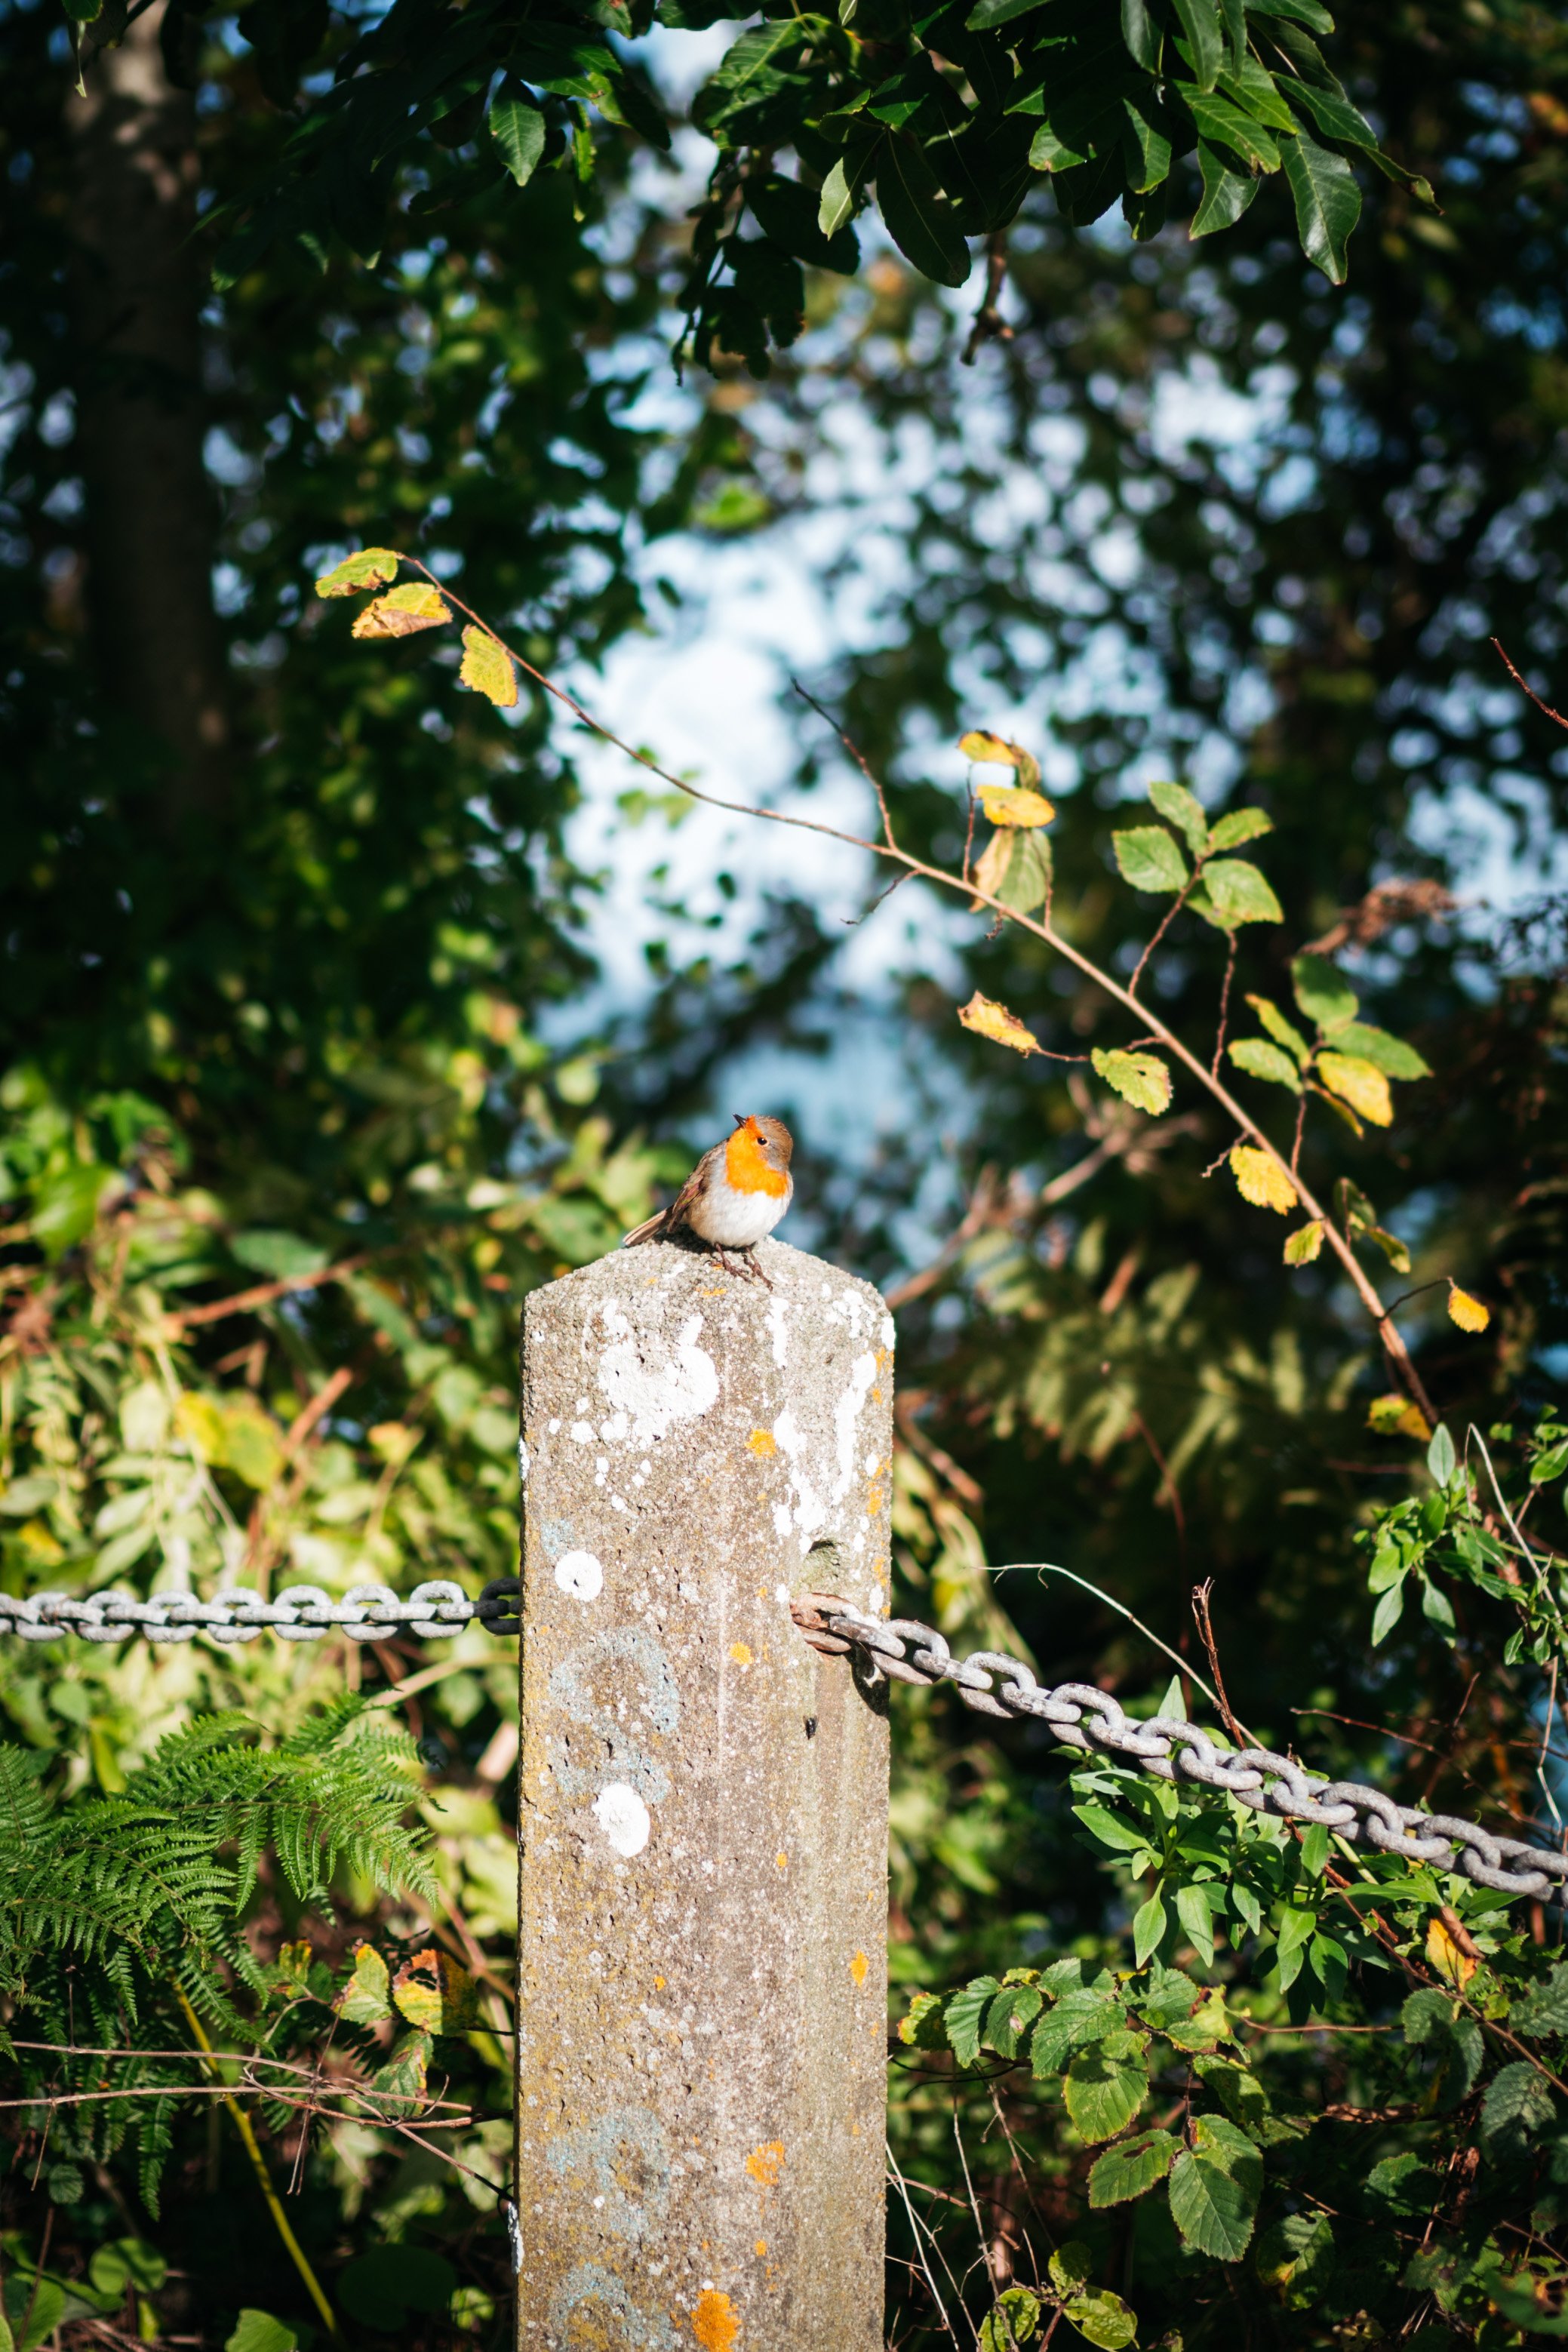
[620,1115,794,1283]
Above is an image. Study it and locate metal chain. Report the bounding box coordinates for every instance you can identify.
[0,1578,521,1644]
[5,1573,1561,1910]
[791,1593,1568,1910]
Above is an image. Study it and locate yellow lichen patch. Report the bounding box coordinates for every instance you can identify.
[774,1852,788,1871]
[746,2141,785,2188]
[850,1950,869,1987]
[746,1427,776,1456]
[728,1642,753,1665]
[690,2288,739,2350]
[653,1975,666,1991]
[754,2240,767,2258]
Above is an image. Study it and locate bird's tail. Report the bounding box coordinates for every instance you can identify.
[620,1210,669,1249]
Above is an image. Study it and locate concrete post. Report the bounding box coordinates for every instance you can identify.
[515,1236,893,2350]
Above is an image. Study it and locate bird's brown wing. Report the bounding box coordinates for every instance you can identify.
[620,1145,718,1248]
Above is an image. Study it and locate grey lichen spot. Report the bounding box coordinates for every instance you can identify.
[548,1626,680,1802]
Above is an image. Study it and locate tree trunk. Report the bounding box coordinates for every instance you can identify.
[68,3,229,814]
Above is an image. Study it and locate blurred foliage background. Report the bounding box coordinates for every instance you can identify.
[5,0,1568,2343]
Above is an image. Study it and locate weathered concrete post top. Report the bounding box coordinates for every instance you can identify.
[515,1235,893,2350]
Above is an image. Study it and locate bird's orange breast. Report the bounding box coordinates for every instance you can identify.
[724,1126,790,1198]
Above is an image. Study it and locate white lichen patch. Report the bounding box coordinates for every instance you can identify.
[594,1304,719,1448]
[555,1549,604,1601]
[592,1782,651,1857]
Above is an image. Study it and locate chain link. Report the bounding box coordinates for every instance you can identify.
[791,1593,1568,1910]
[0,1577,521,1645]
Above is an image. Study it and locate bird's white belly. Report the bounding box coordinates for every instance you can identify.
[690,1179,791,1248]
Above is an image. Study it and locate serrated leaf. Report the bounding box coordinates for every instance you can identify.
[1511,1968,1568,2039]
[1228,1038,1302,1093]
[1089,2127,1177,2207]
[1065,2033,1149,2142]
[460,626,518,709]
[1318,1052,1393,1127]
[945,1975,1001,2067]
[899,1991,948,2049]
[1032,1991,1125,2076]
[1148,779,1208,856]
[1283,1219,1324,1266]
[352,583,450,639]
[1291,952,1357,1033]
[1448,1287,1490,1334]
[1091,1048,1172,1118]
[1114,825,1188,893]
[334,1942,392,2024]
[490,85,546,186]
[985,1982,1044,2058]
[1480,2059,1556,2157]
[315,548,400,598]
[1168,2117,1262,2260]
[1281,128,1362,284]
[1050,2243,1092,2297]
[1191,138,1258,235]
[366,2030,431,2117]
[958,992,1041,1055]
[979,2289,1041,2352]
[1207,806,1273,850]
[1230,1145,1298,1215]
[978,783,1053,827]
[1202,859,1283,927]
[1333,1022,1431,1078]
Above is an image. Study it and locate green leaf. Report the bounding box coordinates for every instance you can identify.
[1283,1219,1324,1265]
[1121,96,1173,192]
[1216,56,1298,133]
[966,0,1047,26]
[1170,0,1222,90]
[1091,1047,1173,1118]
[314,547,400,598]
[334,1941,392,2024]
[985,1982,1044,2057]
[1202,859,1283,927]
[225,2319,299,2352]
[490,84,546,186]
[1176,1881,1216,1965]
[31,1161,115,1258]
[1133,1889,1167,1966]
[1113,825,1188,893]
[1065,2031,1150,2141]
[1168,2116,1262,2260]
[1291,952,1358,1033]
[945,1975,1001,2066]
[979,2289,1041,2351]
[1333,1022,1431,1078]
[1074,1801,1157,1855]
[1274,1905,1317,1960]
[1207,806,1273,850]
[1247,995,1311,1064]
[1191,138,1258,235]
[899,1990,949,2049]
[1148,779,1208,855]
[1089,2126,1178,2206]
[1286,78,1380,153]
[1370,1580,1405,1645]
[1063,2287,1139,2351]
[1426,1424,1457,1486]
[1049,2243,1093,2298]
[984,827,1053,917]
[819,149,872,238]
[1032,1990,1126,2075]
[1120,0,1162,72]
[1178,85,1282,172]
[1248,0,1334,29]
[1480,2059,1557,2157]
[877,137,971,287]
[1514,1972,1568,2041]
[1228,1038,1302,1093]
[1300,1822,1330,1877]
[1281,128,1362,284]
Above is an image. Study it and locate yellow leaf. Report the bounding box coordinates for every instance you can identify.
[1283,1219,1324,1266]
[1367,1393,1432,1440]
[392,1949,478,2034]
[460,625,518,709]
[334,1942,392,2025]
[959,729,1041,788]
[314,547,401,598]
[1448,1286,1490,1334]
[174,1391,228,1464]
[1317,1052,1394,1128]
[958,991,1041,1056]
[977,782,1055,829]
[351,583,450,638]
[971,829,1012,904]
[1229,1145,1298,1215]
[1425,1914,1477,1990]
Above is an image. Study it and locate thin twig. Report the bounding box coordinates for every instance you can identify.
[1190,1581,1252,1748]
[164,1254,372,1333]
[1210,933,1237,1077]
[1492,637,1568,731]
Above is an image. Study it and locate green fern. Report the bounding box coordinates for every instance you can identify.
[0,1700,435,2206]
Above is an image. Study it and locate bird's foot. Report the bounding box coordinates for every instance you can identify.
[712,1247,772,1289]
